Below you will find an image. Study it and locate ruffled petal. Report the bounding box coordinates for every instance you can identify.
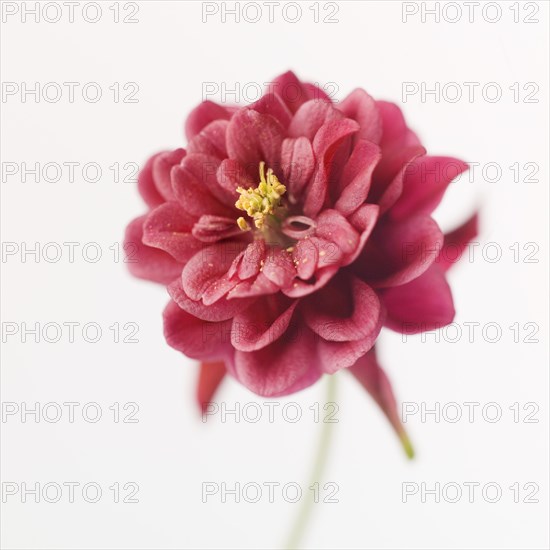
[137,154,164,208]
[163,300,232,360]
[287,99,343,141]
[187,120,229,159]
[168,279,254,322]
[142,202,202,263]
[356,215,443,288]
[125,216,183,284]
[172,153,235,218]
[281,137,315,202]
[338,88,382,144]
[334,140,381,215]
[303,118,360,217]
[250,92,293,129]
[226,108,284,178]
[181,242,245,302]
[233,320,321,396]
[192,215,243,243]
[232,294,298,352]
[185,100,231,140]
[152,149,186,202]
[303,275,380,342]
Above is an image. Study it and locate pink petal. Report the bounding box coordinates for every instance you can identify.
[232,294,298,351]
[357,215,444,288]
[316,304,384,374]
[436,212,479,271]
[287,100,343,141]
[228,272,280,299]
[124,216,183,284]
[197,361,226,414]
[192,215,243,243]
[345,204,380,264]
[216,158,255,199]
[349,348,414,458]
[163,300,232,360]
[230,239,266,280]
[281,137,315,201]
[168,279,254,322]
[303,275,381,342]
[262,248,296,289]
[334,140,381,216]
[389,156,469,220]
[250,92,293,129]
[233,321,321,396]
[187,120,229,159]
[282,266,339,298]
[172,153,234,218]
[381,264,455,334]
[137,154,164,208]
[373,146,426,215]
[152,149,186,202]
[226,109,284,177]
[303,118,360,217]
[338,89,383,144]
[142,202,202,263]
[185,100,231,141]
[315,209,360,259]
[376,101,421,155]
[270,71,322,114]
[181,242,245,302]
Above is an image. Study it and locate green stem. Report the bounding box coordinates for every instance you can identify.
[284,374,338,550]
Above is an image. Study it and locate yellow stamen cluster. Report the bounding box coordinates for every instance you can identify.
[235,162,286,230]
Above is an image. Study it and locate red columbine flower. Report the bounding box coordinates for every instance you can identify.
[125,71,477,454]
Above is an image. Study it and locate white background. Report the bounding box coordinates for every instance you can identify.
[1,1,549,549]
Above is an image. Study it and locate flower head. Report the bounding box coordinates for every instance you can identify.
[125,71,477,452]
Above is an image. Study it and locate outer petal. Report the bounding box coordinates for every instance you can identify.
[302,275,380,342]
[381,264,455,334]
[142,202,202,263]
[389,156,468,220]
[270,71,330,114]
[197,361,226,414]
[349,348,414,458]
[233,321,321,396]
[168,279,254,322]
[436,212,479,271]
[137,154,164,208]
[185,100,231,140]
[250,92,293,129]
[163,300,232,360]
[187,120,229,159]
[172,154,234,218]
[125,216,183,284]
[152,149,186,202]
[338,88,382,144]
[376,100,421,157]
[356,215,444,288]
[287,100,343,141]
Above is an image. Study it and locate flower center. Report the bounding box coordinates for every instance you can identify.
[235,162,286,231]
